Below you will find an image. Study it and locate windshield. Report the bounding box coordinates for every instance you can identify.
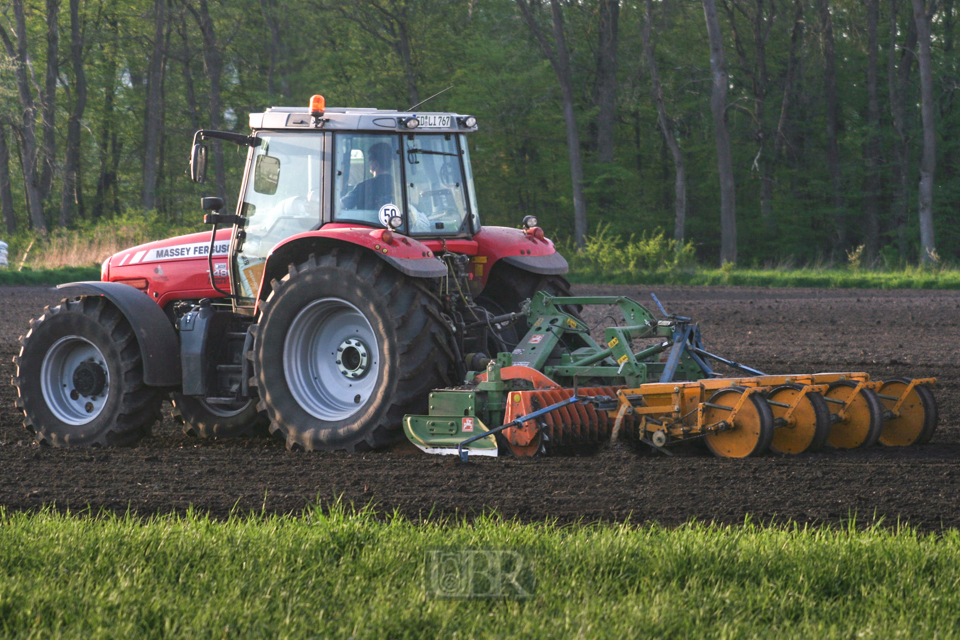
[333,133,475,236]
[235,133,321,299]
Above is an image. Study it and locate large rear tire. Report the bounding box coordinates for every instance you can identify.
[476,262,578,348]
[12,297,161,447]
[252,249,452,451]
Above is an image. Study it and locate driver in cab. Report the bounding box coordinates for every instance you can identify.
[340,143,394,210]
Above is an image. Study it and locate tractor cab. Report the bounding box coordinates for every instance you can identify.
[191,96,482,299]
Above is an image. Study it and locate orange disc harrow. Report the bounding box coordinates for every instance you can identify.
[877,378,938,446]
[703,387,774,458]
[767,384,831,454]
[824,381,883,449]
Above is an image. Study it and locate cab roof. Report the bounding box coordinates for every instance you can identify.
[249,106,478,133]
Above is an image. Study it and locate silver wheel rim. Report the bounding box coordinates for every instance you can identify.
[40,335,110,426]
[198,398,251,418]
[283,298,380,421]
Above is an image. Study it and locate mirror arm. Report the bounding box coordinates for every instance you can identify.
[192,129,261,147]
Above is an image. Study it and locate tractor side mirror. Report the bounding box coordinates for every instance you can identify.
[201,196,224,211]
[190,143,208,184]
[253,155,281,195]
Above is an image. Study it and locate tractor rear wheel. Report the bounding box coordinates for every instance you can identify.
[252,249,452,451]
[12,296,161,447]
[477,262,579,348]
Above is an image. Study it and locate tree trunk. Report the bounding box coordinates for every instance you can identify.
[703,0,736,265]
[0,0,48,233]
[259,0,289,99]
[642,0,686,242]
[60,0,87,227]
[888,0,917,259]
[911,0,937,263]
[514,0,588,247]
[39,0,60,202]
[0,126,17,235]
[594,0,618,163]
[142,0,166,212]
[396,17,420,107]
[817,0,844,252]
[190,0,227,203]
[761,0,804,236]
[177,9,202,131]
[93,12,119,220]
[863,0,882,259]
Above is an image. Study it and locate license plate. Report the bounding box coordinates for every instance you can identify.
[418,115,451,128]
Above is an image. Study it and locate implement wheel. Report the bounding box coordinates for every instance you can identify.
[824,381,883,449]
[768,384,831,454]
[703,387,774,459]
[252,249,452,452]
[877,378,938,446]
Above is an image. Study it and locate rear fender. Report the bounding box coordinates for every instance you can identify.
[256,226,447,304]
[470,226,568,288]
[56,281,181,387]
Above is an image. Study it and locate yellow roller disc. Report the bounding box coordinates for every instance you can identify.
[824,381,883,449]
[704,387,774,459]
[877,378,938,446]
[768,384,831,454]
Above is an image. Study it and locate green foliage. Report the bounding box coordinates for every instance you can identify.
[0,266,101,286]
[561,225,697,280]
[568,264,960,290]
[0,0,957,268]
[1,507,960,638]
[2,210,203,270]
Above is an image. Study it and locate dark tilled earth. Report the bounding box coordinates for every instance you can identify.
[2,284,959,529]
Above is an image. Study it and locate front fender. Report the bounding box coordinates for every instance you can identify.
[56,281,181,387]
[257,226,447,302]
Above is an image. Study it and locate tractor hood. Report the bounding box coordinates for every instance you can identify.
[103,229,232,308]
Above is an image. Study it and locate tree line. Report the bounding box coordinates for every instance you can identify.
[0,0,956,267]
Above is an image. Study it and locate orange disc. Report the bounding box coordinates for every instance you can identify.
[703,387,774,459]
[877,378,938,446]
[768,384,831,454]
[824,381,882,449]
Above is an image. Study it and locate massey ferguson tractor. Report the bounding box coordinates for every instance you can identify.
[12,96,939,459]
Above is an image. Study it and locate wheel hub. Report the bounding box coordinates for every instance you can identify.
[40,335,111,426]
[283,298,380,422]
[336,338,370,379]
[73,360,107,397]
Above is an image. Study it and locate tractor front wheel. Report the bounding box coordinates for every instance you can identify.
[12,296,161,447]
[251,249,452,451]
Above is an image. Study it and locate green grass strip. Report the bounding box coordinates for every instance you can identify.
[0,266,101,287]
[1,506,959,638]
[568,267,960,289]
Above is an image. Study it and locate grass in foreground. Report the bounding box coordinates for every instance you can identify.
[1,506,959,638]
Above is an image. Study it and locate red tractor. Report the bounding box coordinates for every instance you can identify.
[12,96,572,451]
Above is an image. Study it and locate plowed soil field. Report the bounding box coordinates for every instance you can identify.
[2,284,958,529]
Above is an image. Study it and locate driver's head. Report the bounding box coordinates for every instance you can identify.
[367,142,393,175]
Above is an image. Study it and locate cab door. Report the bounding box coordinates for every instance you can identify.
[231,132,325,305]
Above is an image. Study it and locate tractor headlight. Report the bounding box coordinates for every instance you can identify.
[401,117,420,129]
[522,215,538,230]
[388,215,403,229]
[458,116,477,128]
